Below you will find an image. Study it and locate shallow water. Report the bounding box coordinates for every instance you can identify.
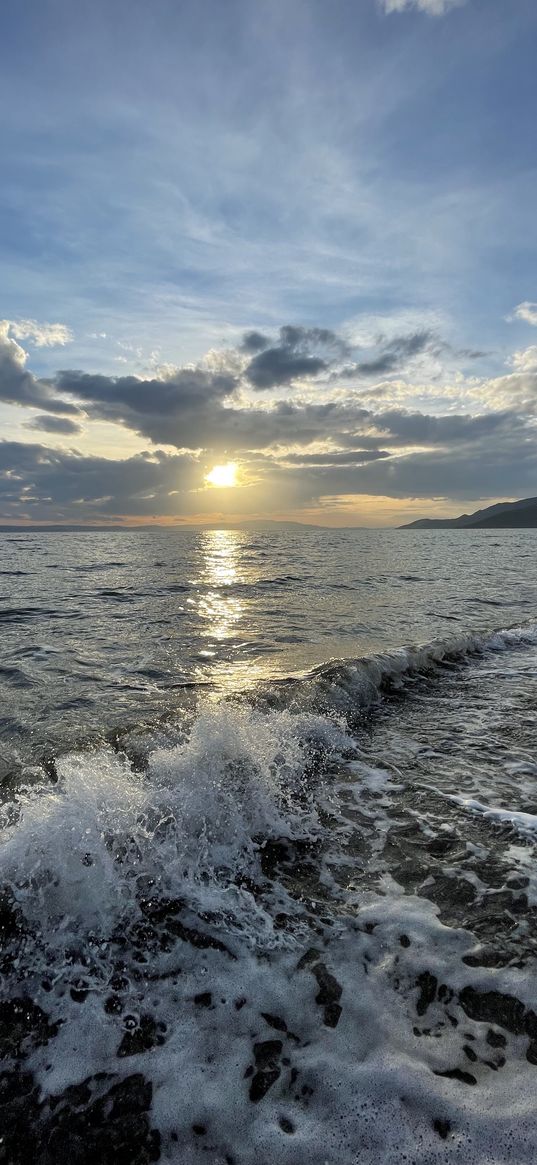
[1,528,537,1163]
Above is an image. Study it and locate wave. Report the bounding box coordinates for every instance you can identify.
[2,620,537,1162]
[256,620,537,717]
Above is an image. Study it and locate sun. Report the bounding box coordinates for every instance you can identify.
[205,462,238,488]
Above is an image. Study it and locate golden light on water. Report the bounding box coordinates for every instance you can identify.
[205,462,238,488]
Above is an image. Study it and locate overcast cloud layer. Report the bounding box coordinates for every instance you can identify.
[0,0,536,524]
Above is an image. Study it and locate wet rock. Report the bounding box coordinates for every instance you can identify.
[117,1015,165,1058]
[138,896,185,923]
[0,1069,42,1165]
[194,992,213,1008]
[70,980,89,1004]
[0,997,59,1059]
[0,1072,160,1165]
[312,964,343,1007]
[261,1013,287,1032]
[297,948,321,971]
[416,972,437,1017]
[434,1067,477,1086]
[459,987,526,1035]
[253,1040,284,1068]
[323,1002,342,1029]
[250,1068,281,1103]
[249,1040,283,1104]
[0,889,24,944]
[105,995,124,1016]
[166,917,234,958]
[486,1029,506,1049]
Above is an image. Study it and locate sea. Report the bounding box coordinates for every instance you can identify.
[1,526,537,1164]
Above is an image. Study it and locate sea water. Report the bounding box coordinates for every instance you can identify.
[1,527,537,1163]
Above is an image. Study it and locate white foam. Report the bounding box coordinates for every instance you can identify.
[2,625,537,1162]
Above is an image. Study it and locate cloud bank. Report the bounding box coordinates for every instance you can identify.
[0,318,536,523]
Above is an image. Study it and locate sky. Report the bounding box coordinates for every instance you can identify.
[1,0,536,527]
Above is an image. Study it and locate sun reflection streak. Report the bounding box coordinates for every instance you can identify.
[197,529,244,642]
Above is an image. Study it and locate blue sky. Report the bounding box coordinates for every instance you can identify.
[1,0,537,524]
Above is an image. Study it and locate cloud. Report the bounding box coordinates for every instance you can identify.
[380,0,465,14]
[6,319,73,347]
[244,325,350,390]
[342,330,440,378]
[0,323,81,415]
[0,441,201,521]
[241,331,271,353]
[512,302,537,327]
[510,347,537,374]
[280,450,391,466]
[24,414,84,435]
[1,323,537,522]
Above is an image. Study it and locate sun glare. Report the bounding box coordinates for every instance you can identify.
[205,462,238,488]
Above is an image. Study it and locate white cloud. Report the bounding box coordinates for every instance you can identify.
[7,319,73,347]
[510,346,537,373]
[381,0,465,14]
[511,302,537,327]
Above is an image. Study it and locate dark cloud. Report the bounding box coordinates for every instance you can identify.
[2,321,536,522]
[246,348,328,389]
[372,407,516,444]
[0,441,200,521]
[24,414,84,435]
[244,324,350,389]
[280,450,391,465]
[241,331,270,353]
[342,330,439,378]
[0,330,81,416]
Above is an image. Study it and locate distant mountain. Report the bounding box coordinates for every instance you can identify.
[400,496,537,529]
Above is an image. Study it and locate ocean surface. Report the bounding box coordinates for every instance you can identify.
[2,527,537,1163]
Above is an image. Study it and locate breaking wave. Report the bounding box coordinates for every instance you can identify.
[2,621,537,1163]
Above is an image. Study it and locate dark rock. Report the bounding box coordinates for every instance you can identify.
[312,964,343,1006]
[249,1068,280,1103]
[416,972,437,1017]
[253,1040,283,1068]
[0,997,59,1059]
[279,1116,295,1134]
[194,992,212,1008]
[526,1041,537,1065]
[323,1003,342,1029]
[261,1013,287,1032]
[486,1029,506,1049]
[463,1044,478,1062]
[0,889,24,944]
[434,1068,477,1085]
[297,948,320,971]
[117,1015,165,1058]
[138,895,185,924]
[399,934,411,948]
[249,1040,283,1103]
[166,918,234,958]
[192,1124,206,1136]
[70,980,89,1003]
[433,1118,451,1139]
[105,995,124,1016]
[0,1072,160,1165]
[459,987,526,1034]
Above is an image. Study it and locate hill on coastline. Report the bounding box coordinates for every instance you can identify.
[400,496,537,529]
